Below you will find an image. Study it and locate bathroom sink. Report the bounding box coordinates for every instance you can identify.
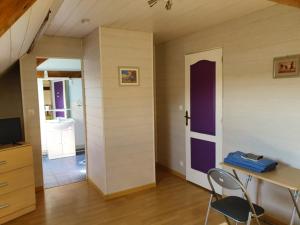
[46,118,74,129]
[45,118,76,159]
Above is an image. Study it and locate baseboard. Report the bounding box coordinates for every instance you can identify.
[156,163,186,180]
[263,214,287,225]
[35,186,44,193]
[87,178,104,196]
[88,178,156,200]
[104,183,156,200]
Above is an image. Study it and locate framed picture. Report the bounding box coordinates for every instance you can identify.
[119,67,139,86]
[273,55,300,78]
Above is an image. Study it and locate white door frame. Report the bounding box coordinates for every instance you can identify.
[185,48,223,193]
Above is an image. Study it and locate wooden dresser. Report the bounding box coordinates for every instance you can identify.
[0,144,36,224]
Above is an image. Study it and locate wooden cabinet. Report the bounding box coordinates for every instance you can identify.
[0,144,36,224]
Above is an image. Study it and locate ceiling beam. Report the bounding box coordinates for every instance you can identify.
[36,71,82,78]
[269,0,300,8]
[0,0,37,37]
[36,58,48,67]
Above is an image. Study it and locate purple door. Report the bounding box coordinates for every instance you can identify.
[185,49,222,193]
[54,81,65,118]
[190,60,216,174]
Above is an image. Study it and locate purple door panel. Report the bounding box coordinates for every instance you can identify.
[54,81,65,118]
[190,60,216,135]
[191,138,216,174]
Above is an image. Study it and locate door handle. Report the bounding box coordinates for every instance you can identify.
[0,161,7,166]
[0,203,9,209]
[184,110,191,126]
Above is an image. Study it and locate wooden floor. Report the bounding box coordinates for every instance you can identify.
[5,170,265,225]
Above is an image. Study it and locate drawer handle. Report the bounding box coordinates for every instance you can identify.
[0,161,7,166]
[0,204,9,209]
[0,182,8,188]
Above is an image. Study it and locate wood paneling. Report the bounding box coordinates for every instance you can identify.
[0,0,36,37]
[83,29,107,194]
[45,0,276,43]
[36,57,48,66]
[269,0,300,8]
[0,0,57,76]
[36,70,82,78]
[155,4,300,224]
[100,28,155,194]
[19,35,82,188]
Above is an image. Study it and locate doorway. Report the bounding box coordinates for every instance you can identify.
[36,58,87,189]
[185,49,223,193]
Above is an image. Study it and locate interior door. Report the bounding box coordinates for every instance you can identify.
[185,49,222,193]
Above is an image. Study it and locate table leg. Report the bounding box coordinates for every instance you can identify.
[244,175,252,190]
[289,190,300,225]
[232,169,252,190]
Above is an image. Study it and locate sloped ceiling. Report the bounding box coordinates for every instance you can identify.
[0,0,62,76]
[45,0,276,44]
[0,0,37,37]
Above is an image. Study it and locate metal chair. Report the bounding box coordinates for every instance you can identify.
[204,168,264,225]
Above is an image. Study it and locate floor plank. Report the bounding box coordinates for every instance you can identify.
[4,170,265,225]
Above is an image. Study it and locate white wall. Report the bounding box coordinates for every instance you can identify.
[20,35,82,187]
[83,29,107,193]
[100,27,156,194]
[82,27,155,195]
[156,5,300,224]
[69,78,85,149]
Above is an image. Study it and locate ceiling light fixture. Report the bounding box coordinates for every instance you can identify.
[147,0,173,10]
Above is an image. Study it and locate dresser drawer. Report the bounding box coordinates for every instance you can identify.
[0,166,34,196]
[0,146,33,174]
[0,186,35,218]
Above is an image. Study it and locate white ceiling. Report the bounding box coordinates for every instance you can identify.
[37,58,81,71]
[0,0,62,76]
[45,0,276,43]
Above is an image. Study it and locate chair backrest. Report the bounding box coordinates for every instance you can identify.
[207,168,243,191]
[207,168,259,216]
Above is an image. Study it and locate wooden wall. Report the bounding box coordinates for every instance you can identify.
[0,0,57,75]
[155,4,300,224]
[83,29,107,194]
[100,27,156,194]
[19,36,82,187]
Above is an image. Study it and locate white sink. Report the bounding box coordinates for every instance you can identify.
[46,118,74,129]
[45,118,76,159]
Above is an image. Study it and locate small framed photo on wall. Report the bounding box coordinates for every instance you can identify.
[119,67,139,86]
[273,55,300,78]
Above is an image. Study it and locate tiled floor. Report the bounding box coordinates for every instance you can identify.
[42,153,86,189]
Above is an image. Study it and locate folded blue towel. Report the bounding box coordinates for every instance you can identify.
[224,151,278,173]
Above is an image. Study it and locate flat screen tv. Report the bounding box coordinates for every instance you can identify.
[0,118,22,145]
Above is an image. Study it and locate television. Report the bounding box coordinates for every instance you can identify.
[0,118,22,145]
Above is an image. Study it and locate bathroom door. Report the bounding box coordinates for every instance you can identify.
[185,49,222,193]
[53,81,66,118]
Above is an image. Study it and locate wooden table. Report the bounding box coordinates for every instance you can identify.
[221,162,300,225]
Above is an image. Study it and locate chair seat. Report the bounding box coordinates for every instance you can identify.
[211,196,264,222]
